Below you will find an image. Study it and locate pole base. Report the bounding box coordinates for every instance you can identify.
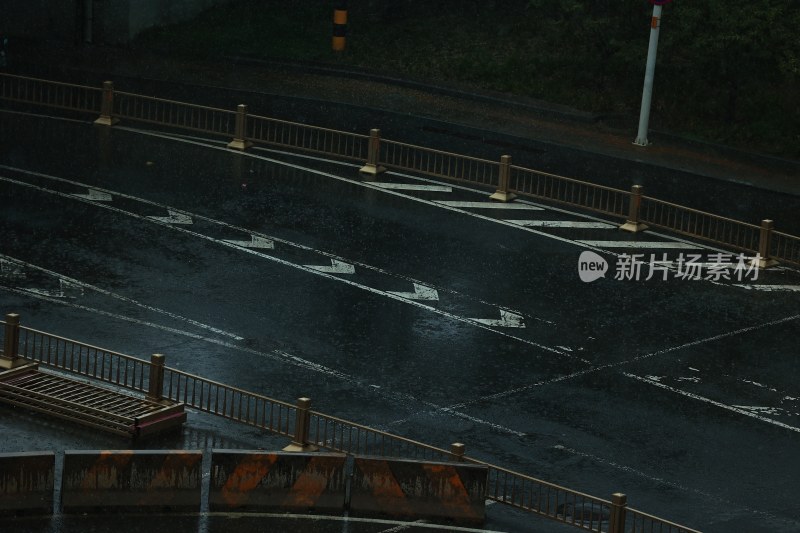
[632,138,650,147]
[282,442,320,453]
[94,116,119,126]
[359,163,386,176]
[0,356,28,370]
[227,139,252,151]
[489,191,516,202]
[620,221,648,233]
[752,257,779,269]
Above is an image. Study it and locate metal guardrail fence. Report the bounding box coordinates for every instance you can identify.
[0,73,101,114]
[247,113,369,161]
[0,72,797,266]
[0,315,700,533]
[509,165,630,218]
[381,138,501,187]
[114,90,236,137]
[638,196,762,252]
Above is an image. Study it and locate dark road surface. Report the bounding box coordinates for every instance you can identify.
[1,105,799,533]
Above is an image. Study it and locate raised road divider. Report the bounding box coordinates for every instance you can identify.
[210,450,347,513]
[61,450,202,512]
[0,451,54,516]
[350,456,488,525]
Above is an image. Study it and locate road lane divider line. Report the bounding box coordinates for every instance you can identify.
[389,313,800,425]
[387,283,439,301]
[372,183,452,192]
[506,220,615,229]
[0,253,245,341]
[623,372,800,434]
[576,240,703,249]
[434,200,543,210]
[304,259,355,274]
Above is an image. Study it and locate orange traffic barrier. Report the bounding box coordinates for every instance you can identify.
[0,451,54,515]
[210,450,347,513]
[61,450,202,512]
[350,457,488,524]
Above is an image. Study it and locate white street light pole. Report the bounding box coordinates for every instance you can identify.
[634,4,664,147]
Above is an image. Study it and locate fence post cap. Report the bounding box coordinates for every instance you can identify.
[150,353,165,364]
[297,397,312,409]
[611,492,627,505]
[4,313,20,324]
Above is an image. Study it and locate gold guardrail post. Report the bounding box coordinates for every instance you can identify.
[0,313,25,370]
[283,397,319,452]
[94,81,118,126]
[147,353,165,401]
[608,493,627,533]
[450,442,466,462]
[620,185,648,232]
[490,155,516,202]
[227,104,253,151]
[754,219,779,269]
[359,128,386,178]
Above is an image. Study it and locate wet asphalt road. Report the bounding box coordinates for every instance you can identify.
[0,103,799,533]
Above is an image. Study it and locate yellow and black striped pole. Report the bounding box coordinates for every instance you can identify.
[332,0,347,52]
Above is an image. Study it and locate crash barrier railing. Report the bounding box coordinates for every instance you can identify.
[0,314,701,533]
[0,72,797,266]
[246,112,369,161]
[380,137,501,188]
[509,164,630,218]
[113,89,236,137]
[0,73,102,114]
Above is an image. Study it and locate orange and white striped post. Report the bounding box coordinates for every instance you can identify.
[332,1,347,52]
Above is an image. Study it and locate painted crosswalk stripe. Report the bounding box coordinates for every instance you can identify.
[577,240,702,249]
[435,201,543,210]
[372,183,452,192]
[506,220,615,228]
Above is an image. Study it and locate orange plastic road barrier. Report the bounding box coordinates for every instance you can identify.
[0,451,55,516]
[350,457,488,525]
[209,450,347,513]
[61,450,202,512]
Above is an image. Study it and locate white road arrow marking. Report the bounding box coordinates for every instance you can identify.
[471,309,525,328]
[372,183,452,192]
[304,259,355,274]
[388,283,439,301]
[222,235,275,249]
[72,188,113,202]
[148,209,193,225]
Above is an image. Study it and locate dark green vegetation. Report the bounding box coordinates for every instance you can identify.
[136,0,799,157]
